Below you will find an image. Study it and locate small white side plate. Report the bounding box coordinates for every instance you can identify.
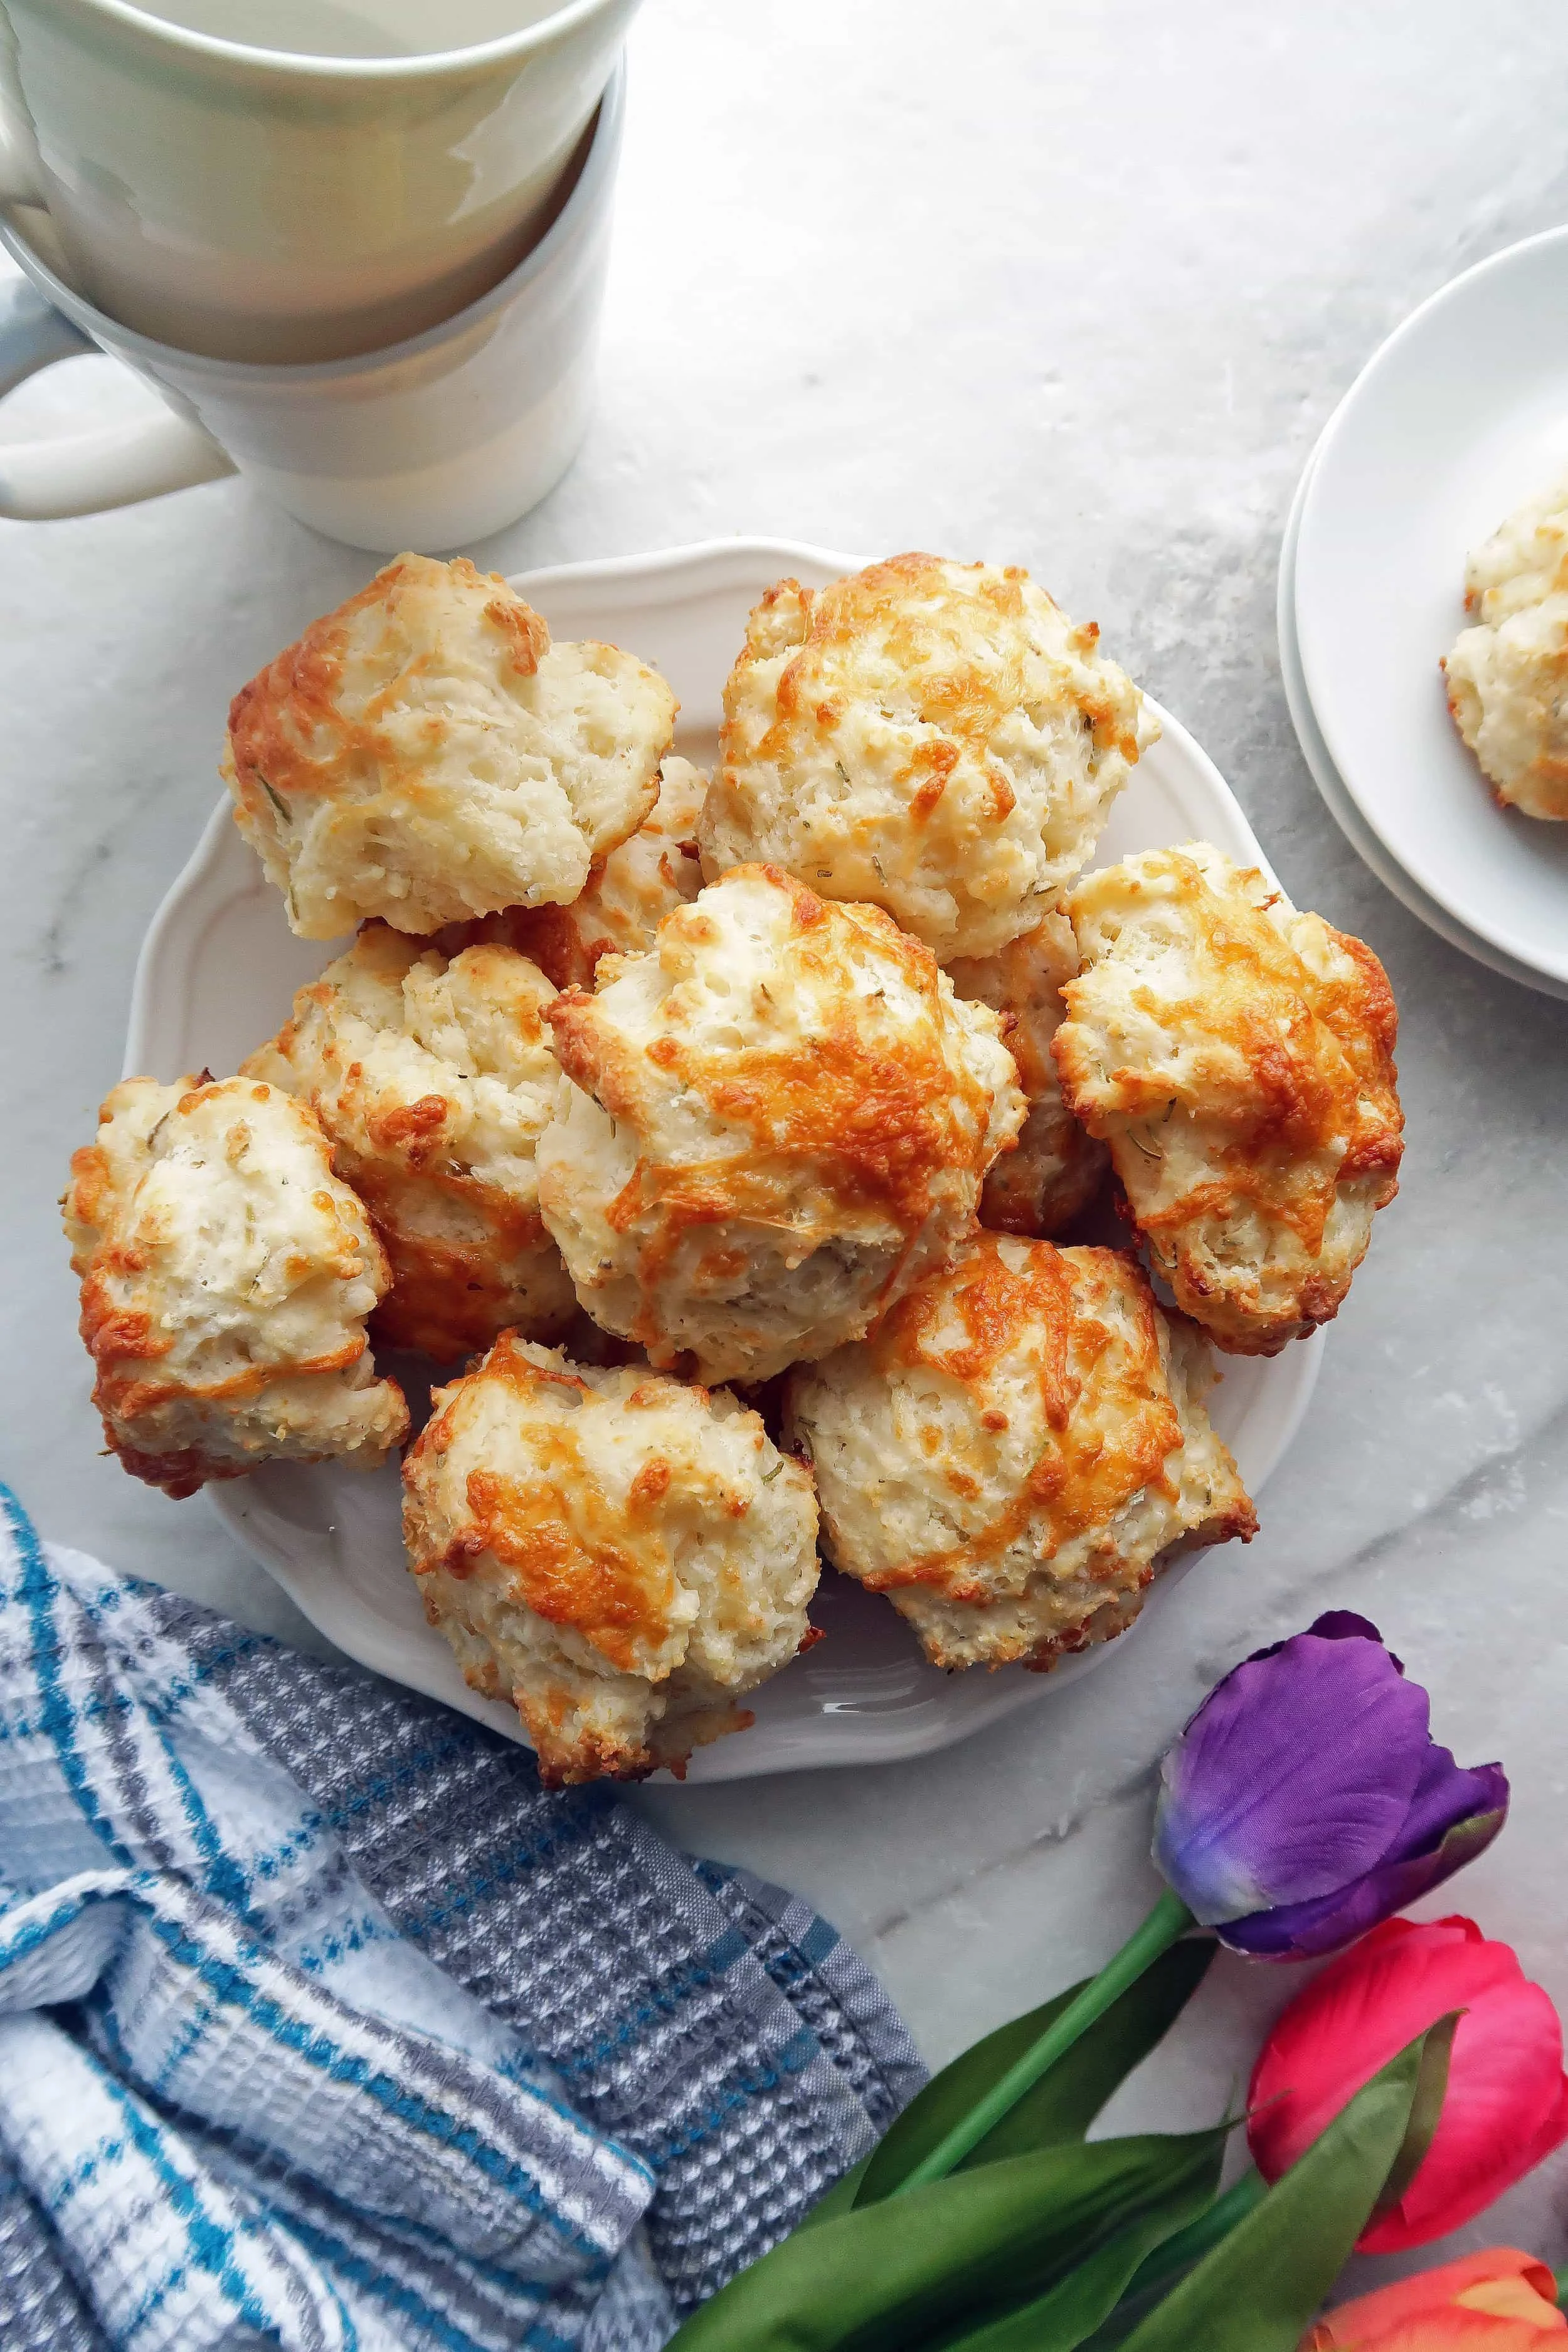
[125,539,1321,1781]
[1295,227,1568,988]
[1281,440,1568,1002]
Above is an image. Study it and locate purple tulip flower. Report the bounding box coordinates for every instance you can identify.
[1153,1611,1508,1961]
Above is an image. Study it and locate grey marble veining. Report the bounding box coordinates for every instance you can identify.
[4,0,1567,2296]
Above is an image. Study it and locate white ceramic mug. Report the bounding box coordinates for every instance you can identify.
[0,0,639,363]
[0,66,622,552]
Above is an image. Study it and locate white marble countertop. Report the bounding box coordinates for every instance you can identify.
[6,0,1568,2296]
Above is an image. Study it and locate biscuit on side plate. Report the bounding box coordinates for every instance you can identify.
[785,1234,1254,1672]
[450,754,708,987]
[225,553,677,938]
[244,922,575,1362]
[1053,844,1402,1354]
[402,1333,820,1784]
[536,863,1025,1384]
[946,913,1108,1236]
[63,1076,407,1498]
[1443,469,1568,820]
[699,553,1158,959]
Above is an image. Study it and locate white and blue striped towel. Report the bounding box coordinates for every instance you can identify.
[0,1483,923,2350]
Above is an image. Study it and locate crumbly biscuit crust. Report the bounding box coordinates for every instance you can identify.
[402,1332,818,1784]
[699,554,1158,958]
[63,1075,406,1497]
[785,1234,1254,1671]
[536,864,1026,1384]
[244,922,575,1362]
[225,552,677,937]
[448,755,709,988]
[1053,844,1402,1353]
[946,913,1107,1236]
[1444,472,1568,820]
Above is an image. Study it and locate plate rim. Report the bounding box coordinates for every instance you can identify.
[1293,223,1568,983]
[129,534,1324,1779]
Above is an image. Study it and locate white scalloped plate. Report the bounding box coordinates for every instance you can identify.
[125,538,1321,1781]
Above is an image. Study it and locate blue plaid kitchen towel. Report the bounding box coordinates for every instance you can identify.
[0,1484,924,2351]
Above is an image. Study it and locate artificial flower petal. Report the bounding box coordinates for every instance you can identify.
[1154,1612,1508,1958]
[1156,1624,1430,1924]
[1300,2247,1565,2348]
[1459,2275,1568,2320]
[1253,1919,1568,2255]
[1396,1747,1510,1861]
[1222,1767,1508,1960]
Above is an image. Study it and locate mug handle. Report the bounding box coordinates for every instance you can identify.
[0,275,235,519]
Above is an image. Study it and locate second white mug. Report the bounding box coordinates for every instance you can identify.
[0,0,640,363]
[0,65,625,553]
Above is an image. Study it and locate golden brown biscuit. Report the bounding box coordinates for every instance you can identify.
[699,554,1158,958]
[1443,470,1568,819]
[402,1333,820,1784]
[1053,844,1402,1353]
[243,923,575,1362]
[535,864,1025,1384]
[785,1234,1254,1671]
[63,1075,406,1498]
[225,553,677,938]
[447,755,708,987]
[946,914,1108,1236]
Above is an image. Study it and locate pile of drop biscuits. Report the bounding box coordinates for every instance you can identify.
[64,550,1402,1784]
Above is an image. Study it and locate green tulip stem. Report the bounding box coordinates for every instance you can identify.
[893,1888,1199,2196]
[1117,2166,1268,2302]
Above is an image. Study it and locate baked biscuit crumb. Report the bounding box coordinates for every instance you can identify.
[785,1234,1254,1670]
[448,755,708,987]
[225,553,677,938]
[535,863,1026,1384]
[1053,843,1402,1353]
[699,554,1158,958]
[402,1332,818,1784]
[244,921,575,1362]
[1443,470,1568,819]
[63,1075,406,1496]
[946,913,1107,1236]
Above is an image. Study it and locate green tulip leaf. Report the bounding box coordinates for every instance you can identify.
[920,2137,1226,2352]
[1369,2005,1456,2221]
[1106,2015,1462,2352]
[797,2153,871,2230]
[663,2127,1229,2352]
[1099,2170,1266,2329]
[853,1938,1214,2206]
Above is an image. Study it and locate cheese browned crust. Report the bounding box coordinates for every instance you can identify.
[448,755,709,988]
[946,913,1107,1236]
[785,1235,1254,1671]
[535,864,1026,1384]
[1053,844,1402,1353]
[243,923,575,1362]
[699,554,1158,959]
[63,1076,407,1498]
[402,1332,820,1784]
[224,553,678,938]
[1443,470,1568,820]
